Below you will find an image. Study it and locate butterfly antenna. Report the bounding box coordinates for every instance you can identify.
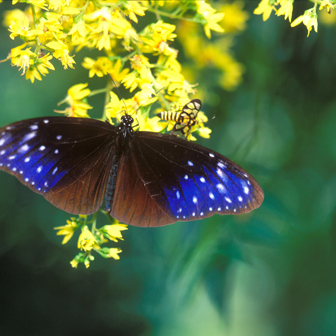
[108,73,128,118]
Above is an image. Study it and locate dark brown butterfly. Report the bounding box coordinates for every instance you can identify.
[0,104,263,227]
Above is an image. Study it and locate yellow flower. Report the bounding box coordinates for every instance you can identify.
[140,21,177,55]
[65,83,90,103]
[318,0,335,11]
[82,57,129,83]
[48,0,69,11]
[78,226,96,251]
[9,16,30,40]
[123,27,141,51]
[157,68,193,98]
[10,44,33,74]
[82,57,113,77]
[197,126,212,139]
[54,218,79,244]
[133,83,158,107]
[135,113,166,132]
[84,6,113,21]
[70,258,79,268]
[3,9,27,28]
[100,223,128,242]
[26,66,42,83]
[195,1,224,38]
[36,53,55,75]
[25,0,48,10]
[46,40,75,69]
[68,20,91,44]
[108,59,130,83]
[14,51,54,84]
[105,92,135,120]
[122,55,153,91]
[85,8,132,50]
[276,0,294,22]
[291,8,318,36]
[98,247,122,260]
[219,2,250,33]
[106,248,122,260]
[254,0,277,21]
[122,0,147,23]
[56,83,92,117]
[84,257,91,268]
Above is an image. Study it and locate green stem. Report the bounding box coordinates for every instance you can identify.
[119,50,137,62]
[74,0,90,23]
[91,212,98,234]
[146,7,196,22]
[89,88,107,97]
[31,5,40,55]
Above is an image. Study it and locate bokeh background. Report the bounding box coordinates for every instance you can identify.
[1,1,336,335]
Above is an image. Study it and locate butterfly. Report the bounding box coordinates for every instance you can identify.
[0,106,264,227]
[159,99,202,136]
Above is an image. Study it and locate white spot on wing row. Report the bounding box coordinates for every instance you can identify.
[217,162,226,169]
[19,144,29,153]
[0,138,5,146]
[216,183,225,194]
[22,131,37,143]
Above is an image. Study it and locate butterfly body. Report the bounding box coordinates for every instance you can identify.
[0,113,264,227]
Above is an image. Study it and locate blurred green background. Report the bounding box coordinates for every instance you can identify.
[1,1,336,335]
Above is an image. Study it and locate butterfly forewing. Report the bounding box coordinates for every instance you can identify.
[133,132,263,223]
[0,117,116,213]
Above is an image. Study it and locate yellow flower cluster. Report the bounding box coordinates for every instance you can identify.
[254,0,336,36]
[177,2,248,94]
[3,0,222,136]
[55,215,127,268]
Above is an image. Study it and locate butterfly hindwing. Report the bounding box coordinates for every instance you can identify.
[0,117,116,213]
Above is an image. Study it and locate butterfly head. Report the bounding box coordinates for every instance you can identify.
[117,114,135,137]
